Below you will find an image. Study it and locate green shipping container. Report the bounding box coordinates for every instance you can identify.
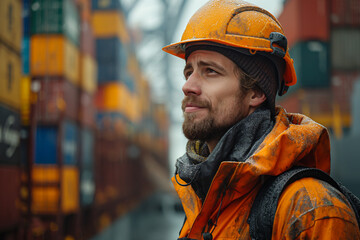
[290,41,330,88]
[30,0,80,46]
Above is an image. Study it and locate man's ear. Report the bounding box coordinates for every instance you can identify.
[249,90,266,108]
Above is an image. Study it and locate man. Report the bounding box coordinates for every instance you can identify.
[162,0,360,239]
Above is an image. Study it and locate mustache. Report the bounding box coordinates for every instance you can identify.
[181,96,211,112]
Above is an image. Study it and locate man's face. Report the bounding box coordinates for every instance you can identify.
[182,50,253,143]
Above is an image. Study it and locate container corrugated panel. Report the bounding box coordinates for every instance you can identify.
[30,0,80,46]
[290,41,330,88]
[92,11,130,43]
[30,35,80,85]
[79,90,96,128]
[330,0,360,27]
[92,0,121,11]
[0,44,22,110]
[80,21,95,57]
[331,28,360,70]
[0,0,22,52]
[30,77,78,123]
[277,92,301,113]
[22,36,30,75]
[96,111,128,134]
[80,54,97,93]
[32,165,79,214]
[278,0,330,48]
[332,71,360,118]
[0,166,20,230]
[80,127,95,206]
[0,104,21,165]
[35,120,78,165]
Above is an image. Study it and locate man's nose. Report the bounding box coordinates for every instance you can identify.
[182,72,201,96]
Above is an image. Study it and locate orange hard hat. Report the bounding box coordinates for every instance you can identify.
[162,0,297,96]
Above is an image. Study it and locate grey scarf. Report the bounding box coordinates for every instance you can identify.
[175,107,274,201]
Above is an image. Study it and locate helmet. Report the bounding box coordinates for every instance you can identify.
[162,0,296,96]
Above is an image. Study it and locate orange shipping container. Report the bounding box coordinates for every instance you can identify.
[0,44,21,110]
[30,35,80,85]
[0,0,22,52]
[32,165,79,214]
[80,54,97,93]
[96,82,127,113]
[92,11,130,43]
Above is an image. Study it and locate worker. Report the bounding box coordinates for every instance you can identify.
[162,0,360,239]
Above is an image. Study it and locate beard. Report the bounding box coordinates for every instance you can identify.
[182,96,241,142]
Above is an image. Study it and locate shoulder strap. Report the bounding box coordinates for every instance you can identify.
[247,166,360,240]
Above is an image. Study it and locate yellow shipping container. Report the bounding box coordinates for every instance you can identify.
[100,82,127,112]
[0,44,21,110]
[80,54,97,93]
[92,11,130,43]
[32,165,79,214]
[30,35,79,85]
[20,76,31,125]
[0,0,22,52]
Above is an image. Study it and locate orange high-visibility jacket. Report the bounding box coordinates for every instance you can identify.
[173,107,360,239]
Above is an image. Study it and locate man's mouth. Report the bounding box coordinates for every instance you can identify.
[184,103,205,113]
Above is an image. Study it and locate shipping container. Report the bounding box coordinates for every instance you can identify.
[330,0,360,27]
[22,36,30,75]
[23,0,31,37]
[0,0,22,52]
[95,82,127,113]
[29,77,79,123]
[352,79,360,135]
[331,28,360,70]
[0,44,22,110]
[290,41,330,88]
[92,11,130,43]
[30,0,80,46]
[80,21,95,57]
[92,0,121,11]
[35,120,78,165]
[30,35,80,85]
[0,104,21,165]
[332,70,360,125]
[96,111,128,135]
[80,128,95,206]
[0,166,21,231]
[279,0,330,48]
[80,53,97,93]
[276,91,301,113]
[32,165,79,214]
[79,90,96,128]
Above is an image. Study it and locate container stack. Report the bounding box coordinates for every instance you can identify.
[24,0,81,238]
[0,0,22,238]
[277,0,360,136]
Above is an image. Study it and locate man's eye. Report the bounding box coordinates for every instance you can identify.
[206,68,217,74]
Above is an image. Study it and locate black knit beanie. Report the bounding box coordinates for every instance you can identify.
[185,44,283,116]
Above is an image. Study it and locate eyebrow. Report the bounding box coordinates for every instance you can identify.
[183,60,227,75]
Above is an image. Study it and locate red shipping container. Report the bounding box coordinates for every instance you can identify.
[279,0,330,48]
[32,77,79,124]
[332,70,360,116]
[277,92,301,114]
[0,166,20,231]
[79,90,96,128]
[331,0,360,26]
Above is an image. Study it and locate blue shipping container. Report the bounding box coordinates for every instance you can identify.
[35,121,78,165]
[22,37,30,75]
[91,0,121,11]
[80,128,94,205]
[23,0,30,37]
[96,37,128,83]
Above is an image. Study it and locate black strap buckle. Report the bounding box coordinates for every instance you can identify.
[269,32,287,58]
